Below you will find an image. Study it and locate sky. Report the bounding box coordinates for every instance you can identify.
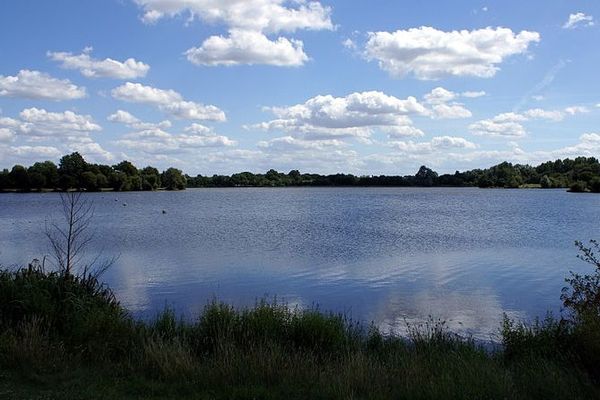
[1,0,599,176]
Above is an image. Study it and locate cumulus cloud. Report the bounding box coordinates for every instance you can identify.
[133,0,333,67]
[423,87,473,119]
[108,109,172,130]
[14,108,102,140]
[364,27,540,80]
[111,82,226,121]
[0,128,15,142]
[69,140,115,162]
[389,136,477,154]
[113,112,236,156]
[133,0,333,32]
[186,30,308,66]
[252,91,428,140]
[0,70,86,100]
[469,106,589,138]
[469,118,527,138]
[7,145,62,159]
[257,136,347,151]
[48,48,150,79]
[462,91,486,98]
[563,13,594,29]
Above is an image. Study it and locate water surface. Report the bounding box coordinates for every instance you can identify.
[1,188,598,340]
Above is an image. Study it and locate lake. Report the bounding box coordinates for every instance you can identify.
[1,187,598,340]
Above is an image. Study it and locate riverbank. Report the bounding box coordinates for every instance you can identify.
[0,265,598,399]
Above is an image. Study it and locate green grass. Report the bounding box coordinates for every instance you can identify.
[0,265,599,399]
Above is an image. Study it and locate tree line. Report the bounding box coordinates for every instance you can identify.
[0,152,186,192]
[187,157,600,192]
[1,153,599,192]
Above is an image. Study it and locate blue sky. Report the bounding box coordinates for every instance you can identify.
[1,0,599,175]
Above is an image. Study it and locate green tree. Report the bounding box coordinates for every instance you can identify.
[114,160,138,177]
[28,172,46,190]
[414,166,438,187]
[29,161,59,188]
[540,175,552,188]
[59,152,87,185]
[81,171,99,191]
[9,165,29,190]
[96,173,108,189]
[590,178,600,193]
[162,168,186,190]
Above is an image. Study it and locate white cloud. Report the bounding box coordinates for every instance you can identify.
[114,113,236,156]
[134,0,333,67]
[342,38,357,50]
[111,82,226,121]
[469,119,527,138]
[470,105,591,138]
[108,109,172,130]
[69,140,115,162]
[382,125,425,138]
[564,106,589,115]
[108,110,141,125]
[523,108,565,121]
[424,87,455,105]
[0,70,86,100]
[462,91,486,98]
[0,128,15,142]
[253,91,428,140]
[48,49,150,79]
[389,136,477,154]
[563,13,594,29]
[8,145,62,159]
[257,136,346,151]
[431,103,472,119]
[186,30,308,66]
[364,26,540,79]
[16,108,102,139]
[423,87,473,119]
[133,0,333,33]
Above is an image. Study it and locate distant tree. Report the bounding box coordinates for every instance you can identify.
[129,174,142,191]
[59,174,78,191]
[141,166,160,190]
[9,165,29,190]
[59,152,87,183]
[29,161,59,188]
[110,171,129,192]
[81,171,99,191]
[28,172,46,190]
[96,173,108,189]
[162,168,186,190]
[114,160,138,177]
[414,166,438,187]
[0,169,10,189]
[569,181,588,193]
[540,175,552,189]
[590,178,600,193]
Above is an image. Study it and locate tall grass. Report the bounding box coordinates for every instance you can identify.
[0,263,599,399]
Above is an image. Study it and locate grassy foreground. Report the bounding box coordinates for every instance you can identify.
[0,264,599,399]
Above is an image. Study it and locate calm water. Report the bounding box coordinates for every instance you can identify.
[1,188,598,340]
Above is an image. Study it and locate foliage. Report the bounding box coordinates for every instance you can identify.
[2,154,599,192]
[561,240,600,320]
[0,152,183,192]
[186,157,600,190]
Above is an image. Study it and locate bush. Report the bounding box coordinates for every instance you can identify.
[590,178,600,193]
[569,181,588,192]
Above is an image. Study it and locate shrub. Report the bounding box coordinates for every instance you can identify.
[569,181,588,192]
